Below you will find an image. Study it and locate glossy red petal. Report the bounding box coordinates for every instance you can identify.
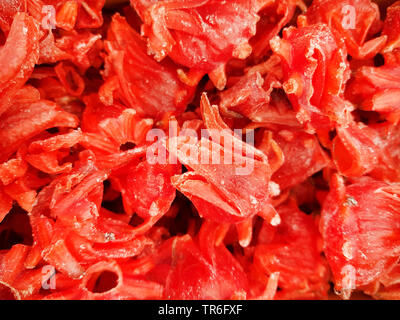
[321,174,400,297]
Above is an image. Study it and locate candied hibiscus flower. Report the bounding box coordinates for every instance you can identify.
[164,229,248,299]
[101,13,194,119]
[131,0,265,88]
[0,12,40,116]
[332,120,400,182]
[304,0,387,59]
[255,199,330,299]
[346,59,400,121]
[81,94,154,154]
[382,1,400,53]
[168,94,275,223]
[1,0,400,301]
[321,174,400,298]
[0,89,79,163]
[268,126,331,191]
[270,23,352,132]
[250,0,305,61]
[110,154,181,220]
[166,94,279,247]
[35,0,105,30]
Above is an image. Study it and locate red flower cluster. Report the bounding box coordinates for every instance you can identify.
[1,0,400,300]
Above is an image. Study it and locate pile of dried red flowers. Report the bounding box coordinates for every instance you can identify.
[1,0,400,300]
